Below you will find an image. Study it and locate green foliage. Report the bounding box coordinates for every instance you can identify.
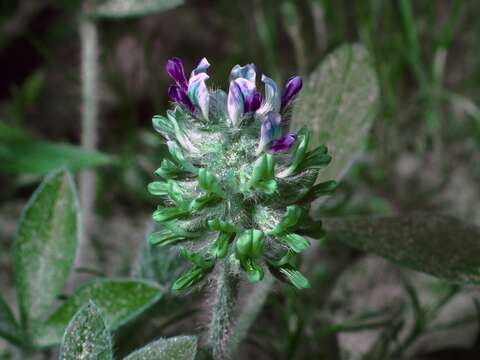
[59,302,113,360]
[2,71,45,124]
[123,336,197,360]
[89,0,183,19]
[58,303,197,360]
[0,137,112,175]
[0,296,23,346]
[13,170,78,332]
[290,44,380,182]
[324,215,480,284]
[35,279,162,346]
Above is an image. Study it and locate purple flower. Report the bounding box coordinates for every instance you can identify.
[269,134,296,153]
[166,57,210,119]
[168,85,195,113]
[166,57,188,92]
[228,64,262,126]
[280,76,303,111]
[228,78,262,126]
[256,111,282,154]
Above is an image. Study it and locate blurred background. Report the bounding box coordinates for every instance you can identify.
[1,0,480,359]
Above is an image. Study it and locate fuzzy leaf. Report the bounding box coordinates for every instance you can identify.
[13,170,78,331]
[34,279,161,346]
[149,228,187,246]
[279,233,310,253]
[0,295,23,346]
[324,215,480,284]
[172,267,210,291]
[290,44,380,182]
[90,0,183,19]
[124,336,197,360]
[59,302,112,360]
[278,266,310,289]
[270,205,302,235]
[0,140,111,175]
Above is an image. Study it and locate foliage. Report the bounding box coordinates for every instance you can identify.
[290,43,380,182]
[89,0,184,19]
[0,171,161,356]
[324,215,480,284]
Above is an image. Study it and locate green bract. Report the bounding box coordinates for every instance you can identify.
[149,59,336,290]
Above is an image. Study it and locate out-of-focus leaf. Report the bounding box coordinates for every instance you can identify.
[59,302,112,360]
[0,122,28,142]
[90,0,183,19]
[290,44,380,182]
[0,139,112,175]
[123,336,197,360]
[0,295,23,346]
[131,234,187,291]
[35,279,161,346]
[324,214,480,284]
[13,170,78,332]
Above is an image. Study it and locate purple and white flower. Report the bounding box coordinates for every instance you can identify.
[166,57,210,120]
[227,64,262,126]
[256,111,282,154]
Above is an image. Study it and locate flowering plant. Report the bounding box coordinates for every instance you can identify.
[148,57,336,292]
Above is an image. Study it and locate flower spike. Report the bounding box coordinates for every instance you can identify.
[152,58,334,290]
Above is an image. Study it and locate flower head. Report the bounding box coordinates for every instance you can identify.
[151,58,335,291]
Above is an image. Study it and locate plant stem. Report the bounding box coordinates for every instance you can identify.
[209,262,239,360]
[78,11,99,271]
[230,274,274,353]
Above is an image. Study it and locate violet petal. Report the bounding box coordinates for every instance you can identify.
[191,57,210,77]
[168,85,195,113]
[256,111,282,154]
[245,91,262,113]
[281,76,303,111]
[269,134,296,153]
[166,57,188,92]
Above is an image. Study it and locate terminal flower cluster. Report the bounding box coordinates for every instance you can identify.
[149,57,336,290]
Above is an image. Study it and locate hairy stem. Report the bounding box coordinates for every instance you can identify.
[230,273,274,353]
[78,12,99,270]
[209,262,239,360]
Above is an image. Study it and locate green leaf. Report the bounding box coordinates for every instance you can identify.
[124,336,197,360]
[172,267,210,291]
[0,139,112,175]
[198,169,224,197]
[149,228,187,246]
[59,302,112,360]
[290,44,380,182]
[324,215,480,284]
[34,279,161,347]
[278,266,310,289]
[270,205,302,235]
[90,0,183,19]
[14,170,78,332]
[0,295,23,346]
[153,206,189,222]
[279,233,310,253]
